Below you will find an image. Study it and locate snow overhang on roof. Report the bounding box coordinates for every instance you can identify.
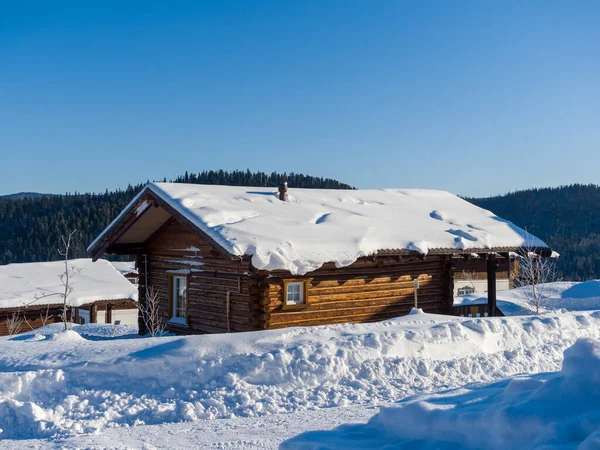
[109,261,138,276]
[88,183,551,275]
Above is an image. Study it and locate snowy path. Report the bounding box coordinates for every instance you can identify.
[5,405,377,449]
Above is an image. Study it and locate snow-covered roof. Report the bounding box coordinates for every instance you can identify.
[89,183,549,275]
[109,261,138,276]
[0,259,138,310]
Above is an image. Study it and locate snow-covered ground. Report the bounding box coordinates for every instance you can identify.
[1,307,600,448]
[282,338,600,450]
[455,280,600,315]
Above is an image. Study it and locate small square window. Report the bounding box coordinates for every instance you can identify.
[286,281,305,305]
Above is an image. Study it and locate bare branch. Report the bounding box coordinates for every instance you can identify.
[138,287,166,337]
[515,231,561,314]
[6,311,24,336]
[461,270,478,292]
[29,291,62,308]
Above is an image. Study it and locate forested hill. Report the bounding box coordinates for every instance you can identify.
[0,192,48,200]
[469,184,600,281]
[3,178,599,281]
[0,170,353,265]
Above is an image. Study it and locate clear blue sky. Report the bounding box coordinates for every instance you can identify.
[1,1,599,197]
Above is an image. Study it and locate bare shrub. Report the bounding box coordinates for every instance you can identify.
[6,311,24,336]
[516,249,560,314]
[139,287,166,337]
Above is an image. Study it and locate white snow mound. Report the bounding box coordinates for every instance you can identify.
[49,330,85,343]
[0,311,599,439]
[282,338,600,450]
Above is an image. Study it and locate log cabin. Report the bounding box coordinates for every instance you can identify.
[87,182,551,335]
[0,259,138,335]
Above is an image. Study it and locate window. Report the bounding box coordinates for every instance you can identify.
[171,276,188,324]
[286,281,305,305]
[458,286,475,296]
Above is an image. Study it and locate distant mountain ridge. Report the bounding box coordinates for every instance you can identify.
[0,192,50,200]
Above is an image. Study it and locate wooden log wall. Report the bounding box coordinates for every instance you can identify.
[0,306,62,336]
[145,221,254,334]
[258,256,454,330]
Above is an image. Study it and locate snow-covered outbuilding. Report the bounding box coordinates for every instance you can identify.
[453,254,517,297]
[0,259,138,335]
[88,182,550,334]
[109,261,139,284]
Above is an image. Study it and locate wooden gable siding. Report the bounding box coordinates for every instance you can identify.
[257,256,453,330]
[144,221,254,333]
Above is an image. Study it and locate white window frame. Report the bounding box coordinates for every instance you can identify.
[457,286,475,296]
[170,276,188,325]
[286,281,305,305]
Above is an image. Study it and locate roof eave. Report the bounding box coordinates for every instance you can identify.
[376,246,553,258]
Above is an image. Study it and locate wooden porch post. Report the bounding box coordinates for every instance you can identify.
[91,304,98,323]
[106,304,113,324]
[487,254,497,317]
[136,254,148,335]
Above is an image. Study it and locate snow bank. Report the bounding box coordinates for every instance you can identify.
[49,330,86,343]
[0,259,138,309]
[11,323,140,341]
[455,280,600,316]
[282,338,600,450]
[89,183,548,275]
[0,311,599,439]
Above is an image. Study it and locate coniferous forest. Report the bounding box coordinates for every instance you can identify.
[0,170,352,265]
[1,173,599,281]
[468,184,600,281]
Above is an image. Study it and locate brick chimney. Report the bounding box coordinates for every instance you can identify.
[278,181,288,201]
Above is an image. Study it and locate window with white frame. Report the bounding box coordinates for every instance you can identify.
[457,286,475,296]
[171,276,188,323]
[286,281,305,305]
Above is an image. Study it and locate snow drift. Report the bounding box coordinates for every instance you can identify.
[282,338,600,450]
[0,310,599,439]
